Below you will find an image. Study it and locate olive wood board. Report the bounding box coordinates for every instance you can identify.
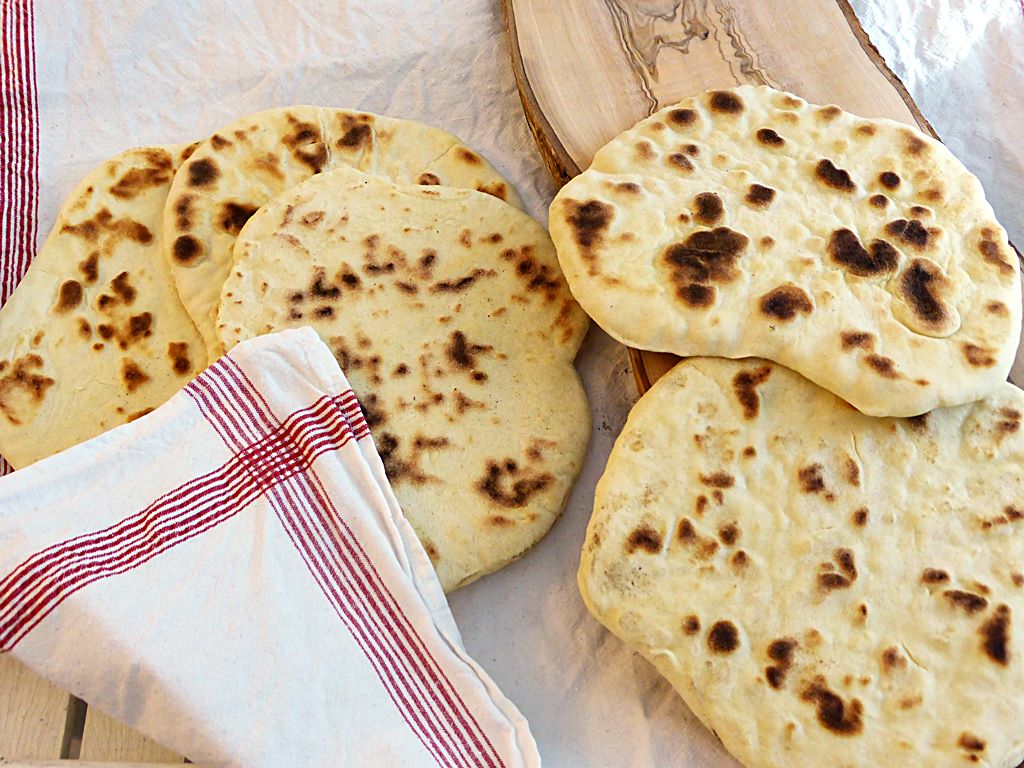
[503,0,1023,394]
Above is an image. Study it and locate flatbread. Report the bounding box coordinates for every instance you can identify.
[549,85,1021,417]
[0,145,206,468]
[217,167,589,590]
[580,356,1024,768]
[164,106,524,351]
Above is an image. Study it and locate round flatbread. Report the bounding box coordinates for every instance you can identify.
[164,106,524,352]
[549,85,1021,417]
[581,356,1024,768]
[0,145,206,468]
[217,167,589,590]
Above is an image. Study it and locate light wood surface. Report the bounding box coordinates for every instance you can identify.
[79,710,184,764]
[1,657,182,765]
[505,0,946,393]
[3,763,193,767]
[0,656,73,762]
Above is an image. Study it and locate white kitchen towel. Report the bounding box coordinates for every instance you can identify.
[0,326,540,768]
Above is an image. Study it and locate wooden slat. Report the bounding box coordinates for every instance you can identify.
[3,763,203,767]
[78,707,185,764]
[0,656,73,761]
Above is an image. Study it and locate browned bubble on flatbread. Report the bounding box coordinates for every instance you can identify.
[661,227,748,310]
[980,506,1024,530]
[54,280,83,313]
[693,192,723,224]
[892,258,959,336]
[978,227,1015,276]
[827,229,897,278]
[922,568,950,584]
[732,365,771,419]
[564,199,613,268]
[980,605,1011,665]
[172,234,204,265]
[879,171,901,189]
[626,524,663,554]
[478,459,554,509]
[943,589,989,614]
[167,342,192,375]
[335,112,374,152]
[963,343,998,368]
[186,157,220,188]
[281,112,328,173]
[865,354,900,378]
[108,149,175,199]
[815,159,856,192]
[885,218,934,250]
[218,202,259,235]
[756,127,785,147]
[707,620,740,653]
[817,548,857,592]
[765,638,798,689]
[840,331,875,351]
[0,355,54,425]
[745,184,776,209]
[676,517,721,560]
[61,208,153,247]
[708,90,744,114]
[120,358,150,393]
[668,108,697,127]
[760,285,813,321]
[881,646,907,672]
[800,677,864,736]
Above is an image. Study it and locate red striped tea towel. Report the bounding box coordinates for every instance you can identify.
[0,326,540,767]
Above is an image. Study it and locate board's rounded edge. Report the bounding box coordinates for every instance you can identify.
[501,0,583,186]
[832,0,940,140]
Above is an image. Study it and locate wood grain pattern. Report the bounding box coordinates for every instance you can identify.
[78,709,184,764]
[506,0,947,393]
[0,657,73,761]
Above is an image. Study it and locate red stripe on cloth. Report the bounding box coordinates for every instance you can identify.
[221,360,501,766]
[0,391,351,613]
[1,0,38,305]
[189,365,468,768]
[205,360,505,768]
[0,394,352,636]
[0,393,356,651]
[0,0,38,476]
[186,367,462,768]
[227,361,498,763]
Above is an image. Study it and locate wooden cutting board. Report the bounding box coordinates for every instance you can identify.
[503,0,948,393]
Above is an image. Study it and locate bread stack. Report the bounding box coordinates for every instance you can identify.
[0,107,590,592]
[550,85,1024,767]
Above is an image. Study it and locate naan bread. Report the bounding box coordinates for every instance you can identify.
[549,85,1021,417]
[164,106,524,351]
[218,167,589,590]
[0,146,206,468]
[581,356,1024,768]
